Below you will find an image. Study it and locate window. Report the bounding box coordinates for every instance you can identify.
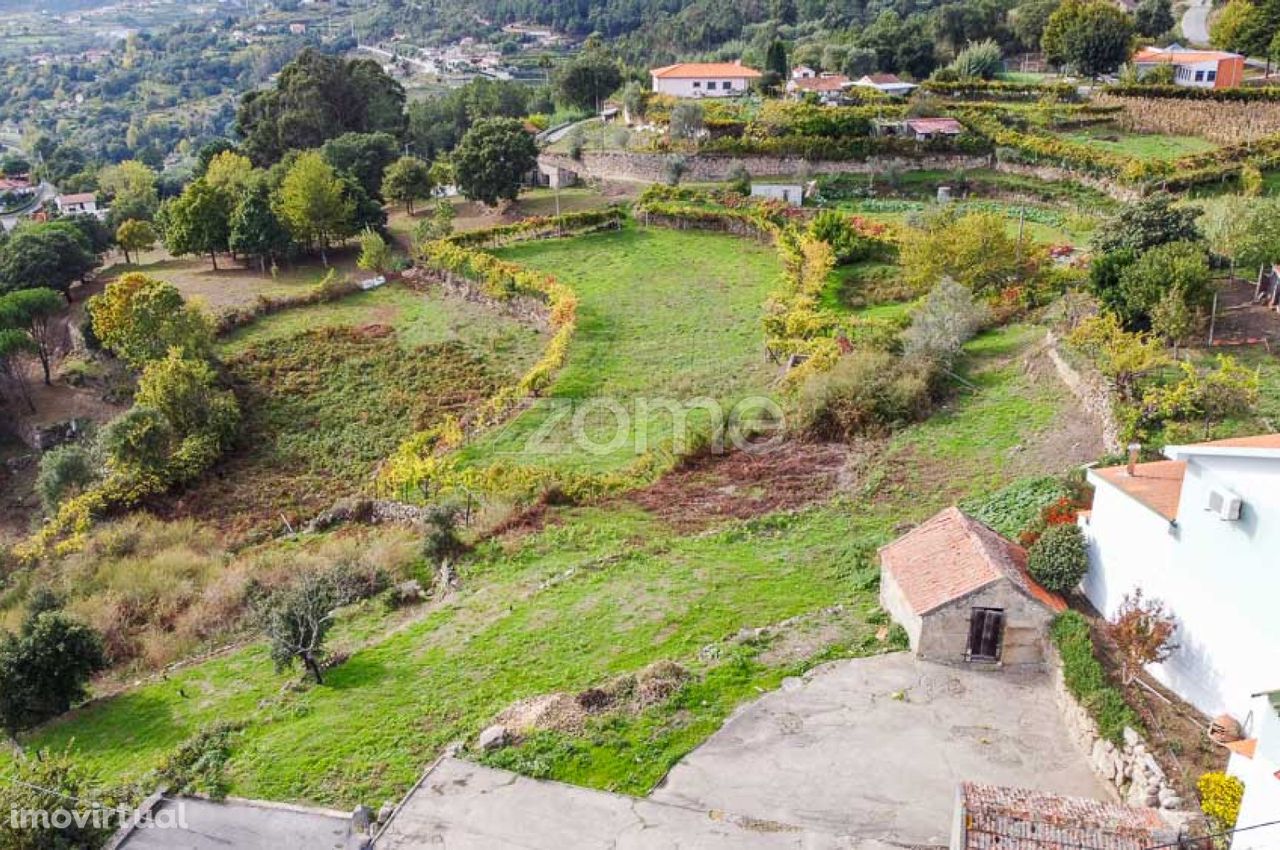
[1195,70,1205,82]
[1207,70,1217,82]
[692,80,701,88]
[722,81,732,90]
[967,608,1005,662]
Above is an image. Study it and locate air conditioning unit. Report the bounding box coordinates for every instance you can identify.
[1206,488,1243,521]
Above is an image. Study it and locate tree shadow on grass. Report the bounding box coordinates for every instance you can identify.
[322,654,390,691]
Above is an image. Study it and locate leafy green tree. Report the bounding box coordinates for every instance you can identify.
[230,179,292,273]
[357,228,392,274]
[1027,524,1089,593]
[1134,0,1175,36]
[97,159,158,226]
[0,599,106,737]
[808,210,874,264]
[0,328,35,412]
[99,406,174,480]
[412,199,457,246]
[0,287,62,384]
[36,443,99,513]
[321,132,401,200]
[160,179,231,270]
[202,150,255,201]
[0,223,96,298]
[903,277,991,363]
[235,49,406,166]
[381,156,435,214]
[766,39,789,79]
[453,118,538,208]
[1094,193,1200,254]
[554,54,624,111]
[1117,241,1212,331]
[261,573,338,684]
[899,210,1039,296]
[1012,0,1062,50]
[87,273,213,369]
[274,151,355,266]
[194,139,241,177]
[1211,0,1270,57]
[670,101,706,140]
[134,350,240,479]
[1201,197,1280,283]
[116,219,158,266]
[1042,0,1135,77]
[772,0,798,25]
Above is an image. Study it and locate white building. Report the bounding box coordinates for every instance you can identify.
[1226,690,1280,850]
[852,73,918,97]
[649,62,761,98]
[1132,45,1245,89]
[750,183,806,206]
[55,192,98,215]
[1079,434,1280,720]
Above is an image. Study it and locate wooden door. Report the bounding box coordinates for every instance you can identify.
[967,608,1004,662]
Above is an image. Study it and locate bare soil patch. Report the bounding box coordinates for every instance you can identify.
[1210,277,1280,346]
[629,441,857,531]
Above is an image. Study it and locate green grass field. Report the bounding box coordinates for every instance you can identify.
[219,282,545,360]
[1054,125,1217,160]
[10,316,1086,807]
[458,225,782,472]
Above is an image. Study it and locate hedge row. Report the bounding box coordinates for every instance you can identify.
[445,208,624,249]
[1050,610,1142,744]
[920,79,1080,100]
[695,132,991,161]
[1102,83,1280,102]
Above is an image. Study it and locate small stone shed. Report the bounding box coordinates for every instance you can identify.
[879,507,1066,667]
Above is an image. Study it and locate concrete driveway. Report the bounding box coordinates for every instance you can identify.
[652,653,1107,847]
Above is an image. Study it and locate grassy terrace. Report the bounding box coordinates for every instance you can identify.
[10,315,1085,806]
[458,225,782,472]
[1052,124,1217,160]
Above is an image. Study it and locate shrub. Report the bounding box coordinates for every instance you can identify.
[808,209,877,264]
[36,443,99,513]
[1050,610,1142,743]
[0,600,107,736]
[1108,589,1178,685]
[87,273,213,369]
[1197,772,1243,834]
[1027,524,1089,593]
[664,155,688,186]
[0,747,129,849]
[902,277,990,363]
[727,162,751,196]
[949,38,1003,80]
[156,722,240,799]
[794,350,937,440]
[260,572,338,684]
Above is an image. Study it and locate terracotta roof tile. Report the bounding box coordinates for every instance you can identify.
[1226,738,1258,759]
[1134,48,1241,63]
[1093,460,1186,521]
[1182,433,1280,450]
[960,783,1177,850]
[863,73,906,84]
[905,117,964,134]
[790,75,851,92]
[878,507,1066,616]
[650,62,762,79]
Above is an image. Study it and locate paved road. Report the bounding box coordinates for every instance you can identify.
[1182,0,1212,46]
[0,181,55,232]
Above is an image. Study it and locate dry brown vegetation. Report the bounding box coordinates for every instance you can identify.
[1096,94,1280,145]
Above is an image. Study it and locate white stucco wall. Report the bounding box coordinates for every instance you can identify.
[651,76,752,97]
[1083,455,1280,719]
[1230,696,1280,849]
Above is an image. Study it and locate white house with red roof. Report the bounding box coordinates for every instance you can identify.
[1133,45,1245,89]
[879,507,1066,668]
[853,73,917,97]
[649,61,762,98]
[1080,434,1280,720]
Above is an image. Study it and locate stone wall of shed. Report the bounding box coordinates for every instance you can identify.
[916,582,1055,667]
[879,567,923,652]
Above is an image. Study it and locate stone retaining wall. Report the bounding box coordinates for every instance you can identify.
[1050,651,1184,810]
[1044,330,1122,454]
[402,267,551,332]
[540,152,1140,202]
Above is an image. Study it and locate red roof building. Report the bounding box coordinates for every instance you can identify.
[879,507,1065,667]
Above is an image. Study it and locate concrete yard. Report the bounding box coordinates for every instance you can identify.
[373,757,875,849]
[373,653,1106,848]
[652,652,1108,846]
[110,796,355,849]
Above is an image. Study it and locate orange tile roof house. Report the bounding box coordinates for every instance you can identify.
[649,61,762,98]
[1081,434,1280,720]
[951,783,1184,850]
[879,507,1066,667]
[1133,45,1245,89]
